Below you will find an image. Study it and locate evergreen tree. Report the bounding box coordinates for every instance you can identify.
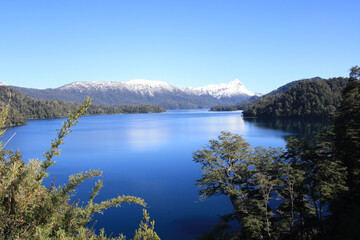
[242,77,348,119]
[193,132,283,239]
[194,132,347,240]
[0,98,160,240]
[283,136,347,238]
[330,66,360,239]
[334,66,360,199]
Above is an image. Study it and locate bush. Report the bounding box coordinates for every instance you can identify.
[0,98,160,240]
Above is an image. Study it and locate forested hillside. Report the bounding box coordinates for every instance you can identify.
[210,96,260,111]
[242,77,348,118]
[0,86,165,127]
[195,67,360,239]
[11,79,255,109]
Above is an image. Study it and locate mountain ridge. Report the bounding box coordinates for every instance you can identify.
[10,79,258,109]
[0,86,165,127]
[185,78,261,99]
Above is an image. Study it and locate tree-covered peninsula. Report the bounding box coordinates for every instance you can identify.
[210,96,260,111]
[195,66,360,239]
[242,77,348,118]
[210,77,349,119]
[0,86,165,127]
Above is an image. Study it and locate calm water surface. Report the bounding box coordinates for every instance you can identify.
[4,110,321,239]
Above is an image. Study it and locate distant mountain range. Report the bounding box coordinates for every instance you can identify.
[0,86,165,127]
[10,79,260,109]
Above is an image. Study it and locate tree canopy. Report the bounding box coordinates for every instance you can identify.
[330,66,360,239]
[194,131,347,239]
[195,67,360,239]
[242,77,348,118]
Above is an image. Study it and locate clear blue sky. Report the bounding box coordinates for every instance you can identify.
[1,0,359,94]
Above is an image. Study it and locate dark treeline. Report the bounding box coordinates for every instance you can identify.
[242,77,348,118]
[210,96,260,112]
[209,105,237,111]
[244,118,333,145]
[195,67,360,239]
[0,86,165,127]
[210,77,349,119]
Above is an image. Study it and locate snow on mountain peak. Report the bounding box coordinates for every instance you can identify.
[0,82,7,86]
[125,79,170,86]
[59,81,124,91]
[58,78,256,99]
[185,79,255,99]
[59,79,179,96]
[124,79,176,90]
[123,79,179,96]
[230,78,242,84]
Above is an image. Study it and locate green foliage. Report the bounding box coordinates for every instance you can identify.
[209,96,260,112]
[193,132,283,239]
[0,98,159,239]
[133,210,160,240]
[194,131,347,239]
[244,118,333,146]
[0,86,165,127]
[196,214,238,240]
[209,105,237,111]
[334,66,360,195]
[242,77,348,118]
[330,66,360,239]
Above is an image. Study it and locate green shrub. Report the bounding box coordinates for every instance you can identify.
[0,98,160,240]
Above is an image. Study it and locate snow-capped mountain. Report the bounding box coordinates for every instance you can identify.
[185,79,255,99]
[0,82,7,86]
[59,79,180,96]
[11,79,260,109]
[59,78,256,98]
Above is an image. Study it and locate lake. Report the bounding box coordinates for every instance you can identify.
[3,110,328,239]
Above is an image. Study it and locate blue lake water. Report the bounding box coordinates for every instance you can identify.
[3,110,321,239]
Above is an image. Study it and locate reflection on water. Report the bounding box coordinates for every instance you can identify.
[3,110,329,240]
[202,114,246,134]
[127,129,169,151]
[244,117,333,145]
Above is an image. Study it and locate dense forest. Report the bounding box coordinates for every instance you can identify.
[242,77,348,118]
[209,105,238,111]
[210,77,349,119]
[210,96,260,111]
[244,118,333,145]
[195,66,360,239]
[0,86,165,127]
